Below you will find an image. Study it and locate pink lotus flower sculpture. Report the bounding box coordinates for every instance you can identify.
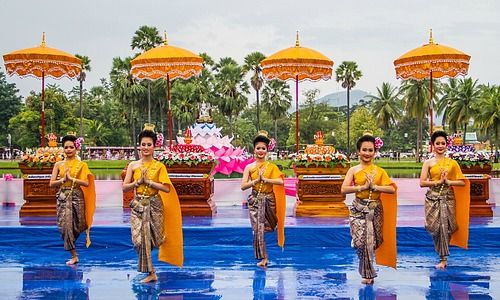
[177,123,254,175]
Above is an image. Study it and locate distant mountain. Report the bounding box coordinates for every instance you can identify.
[317,90,369,107]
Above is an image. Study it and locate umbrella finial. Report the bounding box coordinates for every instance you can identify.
[429,29,434,44]
[41,32,46,47]
[295,31,300,47]
[163,31,168,45]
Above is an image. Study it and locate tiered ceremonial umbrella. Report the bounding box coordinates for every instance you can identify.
[394,30,470,144]
[261,32,333,153]
[131,33,203,146]
[3,33,81,147]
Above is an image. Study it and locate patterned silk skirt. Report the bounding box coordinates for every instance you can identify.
[130,194,164,273]
[248,190,278,260]
[349,197,383,279]
[56,187,87,251]
[425,185,457,257]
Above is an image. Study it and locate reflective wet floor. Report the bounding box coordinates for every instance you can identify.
[1,178,499,299]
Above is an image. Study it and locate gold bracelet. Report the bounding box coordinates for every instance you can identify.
[357,186,361,192]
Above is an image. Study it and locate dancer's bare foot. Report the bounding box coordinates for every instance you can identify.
[66,256,79,265]
[256,258,268,268]
[361,278,374,285]
[435,257,447,270]
[435,261,447,270]
[141,272,158,283]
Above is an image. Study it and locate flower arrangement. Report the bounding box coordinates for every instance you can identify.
[426,144,493,168]
[155,145,216,167]
[21,147,65,169]
[293,152,349,168]
[374,137,384,150]
[3,173,13,181]
[446,145,493,168]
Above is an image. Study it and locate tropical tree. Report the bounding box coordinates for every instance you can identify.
[84,119,112,146]
[171,81,197,132]
[243,52,266,131]
[365,82,401,130]
[110,56,146,156]
[261,79,292,142]
[474,85,500,162]
[436,78,459,127]
[131,25,162,123]
[335,61,362,154]
[0,69,22,147]
[335,107,383,152]
[400,79,432,162]
[75,54,91,152]
[213,58,249,135]
[445,78,481,144]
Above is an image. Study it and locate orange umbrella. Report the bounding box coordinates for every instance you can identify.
[394,30,470,144]
[3,33,81,147]
[131,33,203,146]
[262,32,333,153]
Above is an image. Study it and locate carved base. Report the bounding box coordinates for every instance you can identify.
[468,178,493,217]
[295,179,348,217]
[172,177,216,216]
[19,163,58,218]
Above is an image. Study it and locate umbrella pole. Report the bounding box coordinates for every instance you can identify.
[167,74,173,147]
[295,75,299,154]
[429,70,433,152]
[41,71,45,147]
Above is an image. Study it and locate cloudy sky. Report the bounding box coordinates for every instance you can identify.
[1,0,499,101]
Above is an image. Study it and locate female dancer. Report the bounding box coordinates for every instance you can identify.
[420,130,469,269]
[122,126,183,283]
[341,134,397,284]
[50,134,96,265]
[241,131,286,267]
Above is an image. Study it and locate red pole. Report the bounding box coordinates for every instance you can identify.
[295,75,299,154]
[429,70,433,152]
[41,71,45,147]
[167,74,173,147]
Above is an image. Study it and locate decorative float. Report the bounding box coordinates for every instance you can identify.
[18,133,63,219]
[447,134,493,216]
[292,131,350,216]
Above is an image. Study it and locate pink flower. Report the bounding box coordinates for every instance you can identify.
[3,173,13,181]
[268,138,276,151]
[74,137,84,150]
[374,137,384,150]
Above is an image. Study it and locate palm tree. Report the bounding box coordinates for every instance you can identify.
[214,58,249,135]
[400,79,431,162]
[436,78,459,127]
[445,78,481,144]
[131,25,162,123]
[475,85,500,162]
[243,52,266,131]
[335,61,362,155]
[262,80,292,141]
[75,54,91,144]
[171,82,197,132]
[110,56,145,157]
[365,82,401,130]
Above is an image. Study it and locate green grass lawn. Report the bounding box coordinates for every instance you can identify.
[1,158,498,179]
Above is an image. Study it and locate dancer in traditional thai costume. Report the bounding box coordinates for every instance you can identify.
[50,134,96,265]
[241,131,286,267]
[341,134,397,284]
[420,130,469,269]
[122,125,183,283]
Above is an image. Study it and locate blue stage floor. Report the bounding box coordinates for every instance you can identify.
[1,178,500,299]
